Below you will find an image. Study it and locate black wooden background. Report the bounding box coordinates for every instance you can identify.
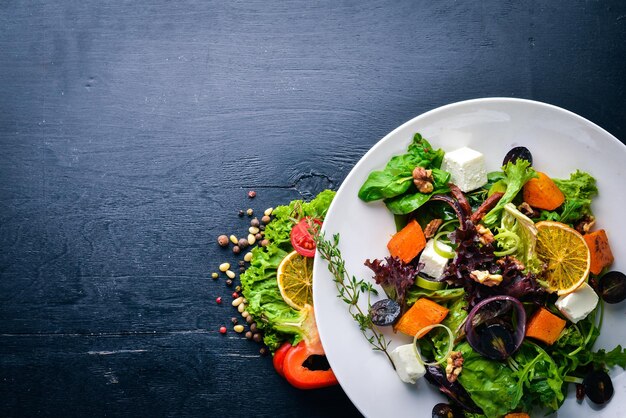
[1,1,625,417]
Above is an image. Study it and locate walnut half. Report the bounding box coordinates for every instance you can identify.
[412,167,434,193]
[470,270,503,287]
[446,351,464,383]
[424,218,443,239]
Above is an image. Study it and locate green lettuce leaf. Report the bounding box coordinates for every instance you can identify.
[512,342,565,413]
[482,160,537,227]
[358,133,446,203]
[456,342,519,418]
[537,170,598,225]
[496,203,541,273]
[240,190,335,351]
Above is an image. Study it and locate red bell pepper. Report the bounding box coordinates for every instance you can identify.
[270,304,338,389]
[282,341,338,389]
[273,342,292,378]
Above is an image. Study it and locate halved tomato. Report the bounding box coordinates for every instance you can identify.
[290,218,322,258]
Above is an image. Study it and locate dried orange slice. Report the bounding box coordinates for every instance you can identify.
[535,221,590,295]
[277,250,313,310]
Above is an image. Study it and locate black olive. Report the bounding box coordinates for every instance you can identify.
[432,402,463,418]
[478,323,516,360]
[503,146,533,166]
[369,299,401,326]
[583,370,614,404]
[598,271,626,304]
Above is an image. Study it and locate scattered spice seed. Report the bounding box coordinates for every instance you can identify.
[229,235,238,244]
[246,208,254,216]
[219,326,227,334]
[238,210,244,217]
[216,297,222,304]
[232,292,239,298]
[225,279,233,287]
[234,325,245,333]
[245,315,254,324]
[249,226,259,234]
[248,234,256,245]
[235,285,242,292]
[260,239,269,247]
[225,270,235,279]
[254,233,262,241]
[245,331,253,340]
[239,267,245,273]
[211,273,218,279]
[238,238,249,248]
[238,260,245,266]
[250,218,260,227]
[231,317,238,325]
[247,190,256,198]
[241,311,249,318]
[264,208,273,216]
[259,225,265,231]
[260,347,269,356]
[243,252,252,263]
[261,215,271,224]
[217,235,229,247]
[253,333,262,343]
[219,263,230,272]
[237,303,246,313]
[249,323,257,332]
[232,245,241,254]
[232,297,244,307]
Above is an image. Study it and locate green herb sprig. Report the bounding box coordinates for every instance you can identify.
[314,232,394,367]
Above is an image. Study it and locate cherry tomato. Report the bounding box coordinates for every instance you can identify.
[290,218,322,258]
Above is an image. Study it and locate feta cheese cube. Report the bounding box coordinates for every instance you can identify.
[390,344,426,384]
[419,239,451,279]
[441,147,488,192]
[555,282,599,323]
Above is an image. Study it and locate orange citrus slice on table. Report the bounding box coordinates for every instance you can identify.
[535,221,591,295]
[277,250,314,310]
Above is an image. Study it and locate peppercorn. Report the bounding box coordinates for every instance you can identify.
[211,273,218,279]
[245,331,253,340]
[232,245,241,254]
[259,225,265,231]
[239,267,245,273]
[261,215,271,224]
[238,238,249,249]
[217,235,229,247]
[250,218,260,227]
[249,323,257,332]
[232,292,239,298]
[216,297,222,304]
[254,233,262,241]
[246,315,254,324]
[260,239,269,247]
[225,279,233,287]
[246,208,253,216]
[247,190,256,198]
[231,317,238,325]
[238,260,245,266]
[253,333,262,343]
[219,326,227,334]
[235,285,241,292]
[259,347,269,356]
[238,210,244,217]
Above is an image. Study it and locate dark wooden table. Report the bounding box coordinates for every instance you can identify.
[1,1,625,417]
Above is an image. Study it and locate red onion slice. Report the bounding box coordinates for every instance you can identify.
[464,295,526,360]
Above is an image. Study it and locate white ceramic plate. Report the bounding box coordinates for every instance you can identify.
[313,98,626,417]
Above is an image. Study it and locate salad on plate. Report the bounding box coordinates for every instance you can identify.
[317,133,626,418]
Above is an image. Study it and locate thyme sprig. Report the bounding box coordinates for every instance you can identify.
[314,232,394,367]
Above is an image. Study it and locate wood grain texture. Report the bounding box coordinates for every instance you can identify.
[1,0,625,416]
